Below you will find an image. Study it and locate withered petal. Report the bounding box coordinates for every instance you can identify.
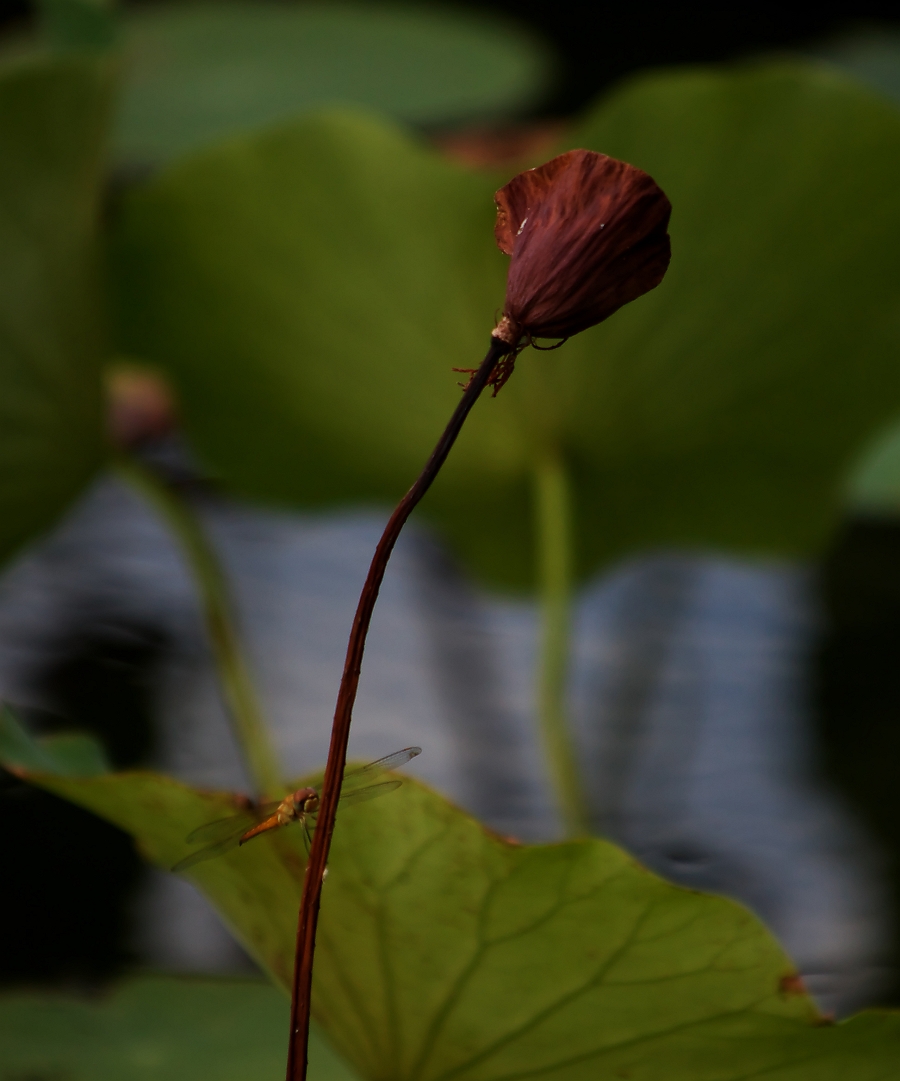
[494,152,575,256]
[493,149,672,342]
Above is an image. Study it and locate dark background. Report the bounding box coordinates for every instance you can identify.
[480,0,900,113]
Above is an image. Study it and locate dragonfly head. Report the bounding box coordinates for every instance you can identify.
[291,787,319,816]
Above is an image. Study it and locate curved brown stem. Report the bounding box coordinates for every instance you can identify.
[286,336,509,1081]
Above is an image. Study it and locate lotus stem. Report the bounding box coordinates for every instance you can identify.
[534,450,590,838]
[116,457,284,800]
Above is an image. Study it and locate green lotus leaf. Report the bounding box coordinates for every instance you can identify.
[809,27,900,108]
[0,974,357,1081]
[4,712,900,1080]
[112,0,552,165]
[549,61,900,575]
[0,706,110,776]
[0,53,110,568]
[111,60,900,590]
[844,415,900,516]
[109,107,527,572]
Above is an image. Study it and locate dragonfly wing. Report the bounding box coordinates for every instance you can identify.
[172,825,247,872]
[186,814,252,846]
[343,746,421,788]
[339,779,402,806]
[185,802,279,845]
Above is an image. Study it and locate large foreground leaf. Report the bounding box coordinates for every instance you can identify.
[0,974,356,1081]
[112,61,900,589]
[0,54,110,567]
[4,715,900,1080]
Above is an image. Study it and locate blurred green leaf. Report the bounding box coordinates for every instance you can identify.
[110,107,520,565]
[38,0,117,53]
[5,715,900,1080]
[0,54,111,568]
[532,60,900,576]
[113,1,552,165]
[0,707,110,776]
[111,61,900,590]
[0,974,357,1081]
[844,416,900,516]
[810,28,900,108]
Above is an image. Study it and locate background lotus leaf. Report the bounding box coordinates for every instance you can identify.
[111,60,900,590]
[811,27,900,107]
[536,60,900,577]
[0,975,356,1081]
[0,54,110,568]
[110,107,522,569]
[843,411,900,517]
[112,0,552,165]
[4,712,900,1080]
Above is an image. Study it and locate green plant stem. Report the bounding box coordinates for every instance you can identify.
[116,457,283,800]
[534,451,591,838]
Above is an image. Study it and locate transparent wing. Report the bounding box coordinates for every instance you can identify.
[343,746,421,789]
[172,824,249,872]
[185,802,279,845]
[339,779,402,806]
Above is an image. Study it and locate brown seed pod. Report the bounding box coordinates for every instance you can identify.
[492,148,672,348]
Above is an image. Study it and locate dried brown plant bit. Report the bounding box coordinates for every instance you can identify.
[106,362,178,448]
[451,366,477,389]
[778,973,807,996]
[491,148,672,346]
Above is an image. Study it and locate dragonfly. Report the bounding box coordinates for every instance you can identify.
[172,746,421,872]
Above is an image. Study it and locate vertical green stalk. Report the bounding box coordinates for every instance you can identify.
[115,457,283,799]
[534,450,591,837]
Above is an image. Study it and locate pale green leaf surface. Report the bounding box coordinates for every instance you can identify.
[112,61,900,589]
[4,713,900,1080]
[810,28,900,107]
[844,415,900,516]
[0,706,110,776]
[0,54,109,568]
[0,706,72,775]
[39,730,111,775]
[0,975,357,1081]
[113,1,552,164]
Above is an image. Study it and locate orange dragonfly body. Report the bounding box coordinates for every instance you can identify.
[172,746,421,872]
